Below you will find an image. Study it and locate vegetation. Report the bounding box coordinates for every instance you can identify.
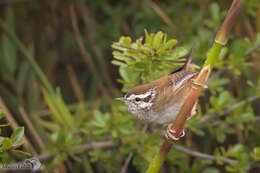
[0,0,260,172]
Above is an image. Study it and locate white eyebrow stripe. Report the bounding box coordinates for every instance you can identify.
[128,90,152,100]
[127,87,157,102]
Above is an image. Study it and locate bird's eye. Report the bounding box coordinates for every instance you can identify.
[135,97,141,102]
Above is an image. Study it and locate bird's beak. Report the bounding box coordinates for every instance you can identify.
[115,97,126,101]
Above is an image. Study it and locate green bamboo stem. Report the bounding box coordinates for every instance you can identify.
[145,0,244,172]
[146,141,172,173]
[204,42,223,67]
[145,65,211,173]
[145,44,223,173]
[0,19,55,95]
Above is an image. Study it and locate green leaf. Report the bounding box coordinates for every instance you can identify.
[134,62,146,71]
[241,112,254,121]
[119,36,132,47]
[171,47,188,59]
[144,29,151,44]
[0,123,10,127]
[217,91,230,105]
[42,89,66,126]
[11,127,24,146]
[216,132,226,143]
[253,147,260,161]
[1,7,17,75]
[0,109,4,119]
[203,167,219,173]
[210,3,220,20]
[111,60,127,67]
[227,144,243,156]
[1,138,13,151]
[119,67,131,82]
[153,31,163,48]
[113,51,133,64]
[55,90,74,128]
[12,149,31,156]
[165,39,178,49]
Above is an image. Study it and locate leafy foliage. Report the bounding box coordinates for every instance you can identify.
[0,0,260,173]
[112,30,188,91]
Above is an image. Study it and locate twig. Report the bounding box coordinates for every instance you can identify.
[246,44,260,56]
[255,116,260,121]
[69,5,97,78]
[69,4,111,101]
[0,98,37,155]
[146,0,175,29]
[146,66,211,173]
[120,124,149,173]
[43,141,115,161]
[146,1,244,172]
[66,65,86,103]
[8,141,116,170]
[215,0,244,45]
[120,153,134,173]
[19,106,45,151]
[73,0,117,95]
[172,145,260,168]
[206,67,227,85]
[0,0,27,4]
[196,96,259,126]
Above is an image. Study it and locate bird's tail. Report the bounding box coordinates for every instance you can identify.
[183,47,194,71]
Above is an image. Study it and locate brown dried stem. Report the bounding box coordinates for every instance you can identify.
[19,106,45,152]
[215,0,244,45]
[69,4,111,102]
[73,0,117,95]
[66,64,86,103]
[146,0,175,30]
[146,1,244,172]
[168,65,211,138]
[0,98,37,155]
[146,66,211,173]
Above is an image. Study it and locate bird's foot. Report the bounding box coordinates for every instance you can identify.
[165,123,185,141]
[191,79,208,90]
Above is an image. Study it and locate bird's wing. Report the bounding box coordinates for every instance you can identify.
[168,70,197,94]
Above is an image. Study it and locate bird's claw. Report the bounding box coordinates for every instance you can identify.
[191,79,208,90]
[165,124,185,141]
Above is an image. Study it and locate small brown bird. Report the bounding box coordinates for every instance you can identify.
[116,49,202,126]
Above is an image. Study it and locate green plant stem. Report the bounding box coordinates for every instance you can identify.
[145,0,244,172]
[0,19,55,94]
[146,141,172,173]
[204,42,223,67]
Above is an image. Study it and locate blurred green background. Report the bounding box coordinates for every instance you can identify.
[0,0,260,172]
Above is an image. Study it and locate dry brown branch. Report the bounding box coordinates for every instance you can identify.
[0,97,37,155]
[19,106,45,151]
[69,4,111,101]
[0,0,27,4]
[246,44,260,56]
[146,0,175,29]
[120,124,149,173]
[146,66,211,173]
[196,96,259,126]
[120,153,134,173]
[173,145,260,168]
[73,0,117,95]
[12,141,116,166]
[66,64,86,103]
[215,0,244,45]
[168,65,211,139]
[69,5,96,75]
